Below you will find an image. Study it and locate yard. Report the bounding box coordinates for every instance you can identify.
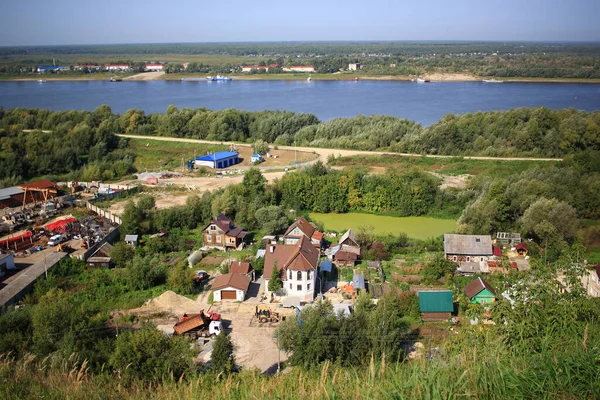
[309,212,457,240]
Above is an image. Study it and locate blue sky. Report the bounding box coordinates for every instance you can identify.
[1,0,598,46]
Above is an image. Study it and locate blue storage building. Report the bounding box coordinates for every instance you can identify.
[195,151,240,169]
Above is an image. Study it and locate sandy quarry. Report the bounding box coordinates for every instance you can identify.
[124,71,165,81]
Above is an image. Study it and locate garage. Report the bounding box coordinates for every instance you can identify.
[221,290,237,300]
[211,272,251,302]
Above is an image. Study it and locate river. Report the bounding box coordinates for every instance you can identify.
[1,80,599,125]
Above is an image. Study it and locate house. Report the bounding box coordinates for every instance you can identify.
[229,260,255,281]
[444,234,493,275]
[37,66,69,73]
[195,151,240,169]
[283,217,323,249]
[333,250,358,267]
[0,187,24,209]
[105,64,131,71]
[86,242,114,268]
[201,214,247,251]
[211,272,251,301]
[145,63,164,71]
[251,154,264,164]
[241,64,277,72]
[495,232,521,246]
[338,229,359,248]
[0,254,16,277]
[464,277,497,304]
[124,235,139,247]
[348,63,361,71]
[582,264,600,298]
[282,66,315,72]
[73,64,101,71]
[263,235,319,299]
[418,290,454,321]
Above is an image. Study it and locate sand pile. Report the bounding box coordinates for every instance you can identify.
[132,290,202,316]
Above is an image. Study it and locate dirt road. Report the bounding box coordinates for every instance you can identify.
[117,134,562,163]
[124,71,165,81]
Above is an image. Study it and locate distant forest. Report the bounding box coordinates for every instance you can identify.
[1,105,599,187]
[1,42,599,79]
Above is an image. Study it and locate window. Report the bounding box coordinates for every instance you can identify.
[297,271,302,281]
[466,256,471,262]
[480,257,484,262]
[308,271,312,280]
[216,236,221,243]
[207,235,212,243]
[210,225,216,231]
[452,256,457,262]
[297,285,302,291]
[289,283,292,290]
[307,283,311,291]
[288,270,292,280]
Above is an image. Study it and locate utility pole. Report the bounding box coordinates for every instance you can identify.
[277,324,281,374]
[44,254,48,279]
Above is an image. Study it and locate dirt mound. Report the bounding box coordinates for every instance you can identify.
[132,290,201,316]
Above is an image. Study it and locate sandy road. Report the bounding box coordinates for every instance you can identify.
[124,71,165,81]
[116,134,562,163]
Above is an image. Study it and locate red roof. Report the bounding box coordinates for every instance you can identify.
[211,272,251,291]
[291,66,314,68]
[264,235,319,279]
[335,250,358,261]
[18,179,57,190]
[492,246,502,257]
[515,243,528,251]
[230,261,253,275]
[311,231,324,241]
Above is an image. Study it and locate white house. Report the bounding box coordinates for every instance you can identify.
[282,66,315,72]
[105,64,131,71]
[283,216,324,248]
[211,272,251,301]
[348,63,361,71]
[241,65,275,72]
[0,253,16,277]
[263,235,319,300]
[146,63,164,71]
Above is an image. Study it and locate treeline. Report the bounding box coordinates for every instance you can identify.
[458,152,600,261]
[0,106,135,186]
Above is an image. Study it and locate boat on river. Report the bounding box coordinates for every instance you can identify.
[37,80,46,83]
[208,75,232,81]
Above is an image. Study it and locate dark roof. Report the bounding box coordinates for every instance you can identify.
[284,217,315,238]
[264,235,319,279]
[418,291,454,312]
[89,242,113,259]
[230,261,253,275]
[204,215,246,237]
[335,250,358,261]
[211,272,251,291]
[444,234,493,256]
[593,264,600,277]
[515,243,528,251]
[464,277,497,299]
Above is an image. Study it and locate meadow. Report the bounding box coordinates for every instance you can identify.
[309,212,457,240]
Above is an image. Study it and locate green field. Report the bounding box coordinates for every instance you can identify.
[309,212,457,240]
[116,138,227,171]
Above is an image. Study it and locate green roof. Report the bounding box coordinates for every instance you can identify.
[418,291,454,312]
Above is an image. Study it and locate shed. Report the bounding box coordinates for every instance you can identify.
[353,274,366,290]
[86,242,114,268]
[0,253,16,277]
[515,242,528,256]
[418,291,454,321]
[195,151,240,169]
[211,272,251,301]
[251,154,264,164]
[124,235,139,247]
[464,277,497,304]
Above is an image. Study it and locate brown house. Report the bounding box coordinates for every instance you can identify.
[201,214,248,251]
[86,242,114,268]
[334,250,359,267]
[230,260,255,281]
[283,217,323,249]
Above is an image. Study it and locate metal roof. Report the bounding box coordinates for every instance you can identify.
[0,187,23,200]
[124,235,139,242]
[196,151,239,162]
[418,291,454,312]
[353,273,365,290]
[444,234,493,256]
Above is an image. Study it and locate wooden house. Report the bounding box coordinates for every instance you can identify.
[464,277,497,304]
[201,214,247,251]
[444,234,493,275]
[86,242,114,268]
[418,290,454,321]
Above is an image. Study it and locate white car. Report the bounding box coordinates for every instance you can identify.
[47,234,64,246]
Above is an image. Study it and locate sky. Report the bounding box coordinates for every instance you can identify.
[1,0,599,46]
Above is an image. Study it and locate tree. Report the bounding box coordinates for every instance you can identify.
[109,326,194,383]
[422,253,456,284]
[268,262,282,292]
[168,260,195,295]
[242,168,266,197]
[126,255,167,290]
[120,200,142,237]
[521,198,578,243]
[211,331,235,374]
[109,242,134,268]
[255,205,289,234]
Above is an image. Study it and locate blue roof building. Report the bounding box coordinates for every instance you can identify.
[195,151,240,169]
[251,153,264,164]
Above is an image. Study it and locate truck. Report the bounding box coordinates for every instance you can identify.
[173,310,223,339]
[255,305,285,323]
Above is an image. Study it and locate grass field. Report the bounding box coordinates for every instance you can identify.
[330,154,556,178]
[117,138,227,171]
[309,212,457,240]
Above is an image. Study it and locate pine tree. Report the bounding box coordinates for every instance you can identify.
[268,261,282,292]
[211,331,235,374]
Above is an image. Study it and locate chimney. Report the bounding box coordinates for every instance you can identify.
[270,245,275,253]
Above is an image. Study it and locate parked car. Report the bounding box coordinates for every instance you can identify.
[48,234,64,246]
[195,270,209,281]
